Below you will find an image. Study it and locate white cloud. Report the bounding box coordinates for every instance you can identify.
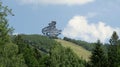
[13,33,19,35]
[17,0,94,5]
[62,16,120,43]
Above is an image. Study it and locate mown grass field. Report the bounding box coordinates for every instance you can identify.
[55,39,92,61]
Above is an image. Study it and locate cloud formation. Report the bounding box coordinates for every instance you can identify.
[18,0,94,5]
[13,33,19,35]
[62,16,120,43]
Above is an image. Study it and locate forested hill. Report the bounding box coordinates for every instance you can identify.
[55,39,91,61]
[63,37,96,51]
[13,34,58,53]
[11,34,88,66]
[15,34,91,60]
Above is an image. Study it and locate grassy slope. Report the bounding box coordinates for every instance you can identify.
[55,39,91,61]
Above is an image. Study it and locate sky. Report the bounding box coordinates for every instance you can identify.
[2,0,120,43]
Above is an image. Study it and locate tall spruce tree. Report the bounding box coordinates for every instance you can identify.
[108,31,119,67]
[117,40,120,66]
[90,40,107,67]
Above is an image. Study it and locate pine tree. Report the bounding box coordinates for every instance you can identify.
[108,31,119,67]
[117,40,120,67]
[90,40,107,67]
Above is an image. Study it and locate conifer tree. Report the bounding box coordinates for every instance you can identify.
[108,31,119,67]
[90,40,107,67]
[117,40,120,66]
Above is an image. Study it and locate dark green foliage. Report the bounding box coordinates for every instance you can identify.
[108,31,120,67]
[38,55,50,67]
[23,45,39,67]
[90,40,107,67]
[48,44,86,67]
[14,35,40,67]
[64,37,95,51]
[0,1,26,67]
[0,43,27,67]
[13,34,87,67]
[18,34,58,53]
[0,1,14,44]
[117,40,120,66]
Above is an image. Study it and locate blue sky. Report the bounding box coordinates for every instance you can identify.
[2,0,120,42]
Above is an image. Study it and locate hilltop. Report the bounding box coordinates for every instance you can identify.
[55,39,91,61]
[15,34,91,61]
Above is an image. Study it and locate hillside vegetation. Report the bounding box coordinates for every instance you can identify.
[12,34,86,67]
[18,34,91,61]
[63,37,95,51]
[55,39,91,61]
[19,34,91,61]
